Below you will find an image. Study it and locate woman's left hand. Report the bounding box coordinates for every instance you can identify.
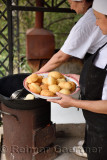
[47,92,74,108]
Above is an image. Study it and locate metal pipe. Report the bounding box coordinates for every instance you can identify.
[35,0,44,28]
[16,0,20,73]
[0,110,19,121]
[7,0,13,74]
[10,6,74,13]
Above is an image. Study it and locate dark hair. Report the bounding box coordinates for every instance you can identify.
[86,0,93,2]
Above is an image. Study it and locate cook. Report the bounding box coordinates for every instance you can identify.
[37,0,107,158]
[37,0,107,75]
[47,0,107,159]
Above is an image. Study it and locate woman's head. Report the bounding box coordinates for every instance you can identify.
[68,0,93,14]
[93,0,107,35]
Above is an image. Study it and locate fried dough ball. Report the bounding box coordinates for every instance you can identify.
[26,74,38,83]
[24,94,35,100]
[34,82,41,86]
[36,75,43,83]
[58,82,72,90]
[61,74,66,79]
[57,78,66,84]
[59,89,71,95]
[28,83,41,94]
[40,84,49,90]
[49,85,61,94]
[48,71,63,79]
[40,90,55,97]
[48,76,57,85]
[68,81,76,92]
[42,78,48,85]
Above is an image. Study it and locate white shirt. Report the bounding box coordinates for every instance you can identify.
[94,45,107,100]
[61,8,107,59]
[61,8,107,100]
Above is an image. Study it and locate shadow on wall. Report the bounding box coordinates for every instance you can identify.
[55,57,83,75]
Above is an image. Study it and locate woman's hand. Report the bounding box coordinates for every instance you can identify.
[48,91,107,114]
[65,74,80,81]
[47,92,75,108]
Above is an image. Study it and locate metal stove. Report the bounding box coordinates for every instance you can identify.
[0,73,57,160]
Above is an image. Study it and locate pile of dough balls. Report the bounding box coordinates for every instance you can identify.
[26,71,76,97]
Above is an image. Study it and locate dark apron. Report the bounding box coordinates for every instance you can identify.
[79,42,107,160]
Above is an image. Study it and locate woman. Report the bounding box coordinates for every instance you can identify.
[37,0,107,75]
[37,0,107,158]
[47,0,107,159]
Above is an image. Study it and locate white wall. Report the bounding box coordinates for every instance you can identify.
[51,90,85,124]
[51,103,85,124]
[51,59,85,124]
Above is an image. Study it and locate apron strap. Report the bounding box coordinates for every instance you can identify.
[98,42,107,51]
[101,43,107,72]
[93,42,107,62]
[105,64,107,71]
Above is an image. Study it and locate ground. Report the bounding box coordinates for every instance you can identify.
[55,137,87,160]
[0,126,87,160]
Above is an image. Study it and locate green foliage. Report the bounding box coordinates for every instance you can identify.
[0,0,82,76]
[44,12,81,48]
[0,1,9,77]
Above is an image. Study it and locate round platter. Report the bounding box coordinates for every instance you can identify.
[23,73,80,100]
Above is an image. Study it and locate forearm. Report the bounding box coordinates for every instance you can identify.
[38,55,61,73]
[72,99,107,114]
[37,50,70,73]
